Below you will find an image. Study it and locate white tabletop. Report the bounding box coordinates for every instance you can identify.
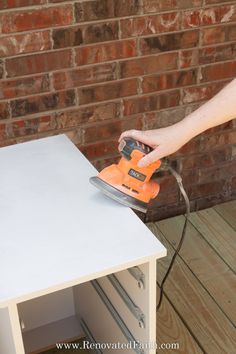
[0,135,166,306]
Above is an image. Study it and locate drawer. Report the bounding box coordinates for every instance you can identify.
[74,281,146,354]
[98,275,148,345]
[114,263,150,319]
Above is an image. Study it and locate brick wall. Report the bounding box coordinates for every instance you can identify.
[0,0,236,221]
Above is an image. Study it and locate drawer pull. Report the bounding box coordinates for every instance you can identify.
[108,274,145,329]
[91,280,145,354]
[80,318,103,354]
[128,267,145,289]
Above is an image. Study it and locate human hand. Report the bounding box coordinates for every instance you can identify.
[119,123,191,167]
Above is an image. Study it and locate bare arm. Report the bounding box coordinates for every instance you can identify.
[119,78,236,167]
[181,78,236,140]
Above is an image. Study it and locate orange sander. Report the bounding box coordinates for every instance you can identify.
[89,138,161,213]
[90,137,191,311]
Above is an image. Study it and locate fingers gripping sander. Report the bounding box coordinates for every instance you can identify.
[89,138,161,213]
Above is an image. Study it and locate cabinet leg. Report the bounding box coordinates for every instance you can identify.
[8,304,25,354]
[147,260,157,354]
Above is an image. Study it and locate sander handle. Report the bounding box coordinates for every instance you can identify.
[118,137,152,160]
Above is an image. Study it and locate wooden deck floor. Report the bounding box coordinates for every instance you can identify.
[148,200,236,354]
[44,200,236,354]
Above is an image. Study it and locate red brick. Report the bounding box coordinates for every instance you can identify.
[183,5,236,28]
[182,81,228,104]
[83,21,119,45]
[202,24,236,45]
[150,174,179,207]
[6,50,72,78]
[3,116,54,139]
[0,123,7,140]
[64,129,82,146]
[140,30,199,55]
[53,102,121,127]
[106,0,143,17]
[199,43,236,64]
[200,130,236,151]
[202,5,236,25]
[198,161,236,183]
[181,169,199,186]
[200,61,236,82]
[156,174,179,193]
[120,12,180,38]
[143,0,202,13]
[186,180,225,199]
[0,5,73,34]
[232,176,236,190]
[0,31,51,58]
[0,61,3,79]
[53,22,119,49]
[52,25,82,48]
[179,49,199,68]
[123,90,180,115]
[92,155,120,171]
[80,140,119,160]
[195,194,232,211]
[49,0,72,2]
[142,69,197,94]
[0,0,46,9]
[181,147,232,169]
[11,90,75,118]
[74,0,142,22]
[75,40,136,66]
[53,63,117,90]
[177,138,201,155]
[0,74,50,100]
[205,0,234,3]
[0,102,10,120]
[151,186,179,207]
[159,90,181,109]
[143,106,189,129]
[78,79,138,105]
[182,10,201,28]
[202,26,225,45]
[49,0,74,2]
[201,121,234,136]
[120,53,178,78]
[146,202,190,222]
[83,115,143,144]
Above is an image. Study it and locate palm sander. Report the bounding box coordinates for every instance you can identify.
[89,138,161,213]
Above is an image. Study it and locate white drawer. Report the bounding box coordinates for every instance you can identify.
[74,281,146,354]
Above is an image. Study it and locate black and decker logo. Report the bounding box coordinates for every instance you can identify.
[128,169,146,181]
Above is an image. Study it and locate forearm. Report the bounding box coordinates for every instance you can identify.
[178,78,236,140]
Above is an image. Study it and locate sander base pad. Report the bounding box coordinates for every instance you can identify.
[90,176,148,213]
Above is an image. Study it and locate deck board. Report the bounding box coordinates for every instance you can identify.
[156,296,204,354]
[153,215,236,325]
[214,201,236,231]
[189,208,236,272]
[148,223,236,354]
[148,200,236,354]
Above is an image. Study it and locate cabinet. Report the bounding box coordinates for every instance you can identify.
[0,135,166,353]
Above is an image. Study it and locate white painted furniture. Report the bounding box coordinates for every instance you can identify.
[0,135,166,354]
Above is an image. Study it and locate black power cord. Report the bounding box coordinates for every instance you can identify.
[155,162,190,311]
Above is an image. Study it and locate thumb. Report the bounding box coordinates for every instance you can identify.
[119,130,152,146]
[138,149,161,167]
